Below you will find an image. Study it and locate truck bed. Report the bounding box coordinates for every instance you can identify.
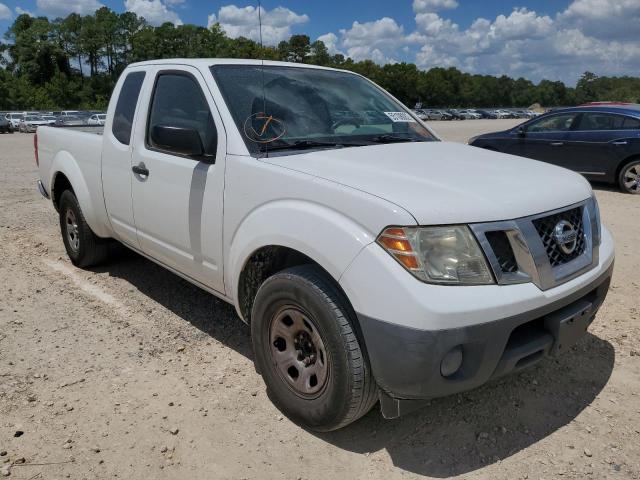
[51,124,104,135]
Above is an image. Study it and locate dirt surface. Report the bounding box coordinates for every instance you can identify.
[1,122,639,480]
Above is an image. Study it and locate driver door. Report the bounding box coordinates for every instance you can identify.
[505,112,579,167]
[130,66,227,293]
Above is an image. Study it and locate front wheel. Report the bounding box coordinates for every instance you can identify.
[59,190,111,267]
[251,265,378,431]
[618,160,640,194]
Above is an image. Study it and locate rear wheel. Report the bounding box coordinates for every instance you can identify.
[618,160,640,194]
[59,190,111,267]
[251,265,378,431]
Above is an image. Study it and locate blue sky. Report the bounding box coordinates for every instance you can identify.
[1,0,638,85]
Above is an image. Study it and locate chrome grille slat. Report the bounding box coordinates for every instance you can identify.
[532,207,586,267]
[470,199,599,291]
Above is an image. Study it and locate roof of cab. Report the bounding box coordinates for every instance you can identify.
[126,58,342,72]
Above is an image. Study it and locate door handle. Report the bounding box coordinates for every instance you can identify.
[612,141,628,146]
[549,142,564,146]
[132,163,149,176]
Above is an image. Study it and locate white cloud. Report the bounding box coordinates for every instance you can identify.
[163,0,185,5]
[15,6,34,16]
[412,3,640,83]
[412,0,458,13]
[207,5,309,45]
[36,0,104,17]
[0,2,11,20]
[558,0,640,40]
[316,0,640,84]
[124,0,182,26]
[337,17,419,64]
[318,32,341,55]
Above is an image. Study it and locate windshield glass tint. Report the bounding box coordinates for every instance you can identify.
[211,65,436,154]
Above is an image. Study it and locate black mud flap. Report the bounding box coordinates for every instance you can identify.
[379,390,430,419]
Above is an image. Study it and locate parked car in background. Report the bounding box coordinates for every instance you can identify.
[433,109,453,120]
[476,109,498,119]
[412,109,430,121]
[469,104,640,193]
[0,115,13,133]
[494,109,515,119]
[87,113,107,125]
[19,115,51,132]
[458,109,481,119]
[57,110,80,117]
[422,109,442,120]
[446,109,465,120]
[6,113,25,129]
[55,116,87,126]
[41,115,58,124]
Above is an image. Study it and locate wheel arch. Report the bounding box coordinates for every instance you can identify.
[615,153,640,183]
[49,151,112,238]
[228,201,380,324]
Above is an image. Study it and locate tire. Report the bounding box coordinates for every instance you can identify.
[59,190,110,267]
[251,265,378,431]
[618,160,640,194]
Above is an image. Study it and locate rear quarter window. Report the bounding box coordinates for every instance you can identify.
[112,71,146,145]
[622,116,640,130]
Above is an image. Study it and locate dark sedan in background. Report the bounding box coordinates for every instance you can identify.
[469,104,640,193]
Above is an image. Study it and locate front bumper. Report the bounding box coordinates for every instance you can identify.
[359,262,612,418]
[339,226,614,418]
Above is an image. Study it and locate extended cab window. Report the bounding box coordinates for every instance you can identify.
[112,71,145,145]
[147,72,217,157]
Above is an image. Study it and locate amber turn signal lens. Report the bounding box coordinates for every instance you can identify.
[395,253,419,270]
[377,227,421,272]
[378,236,412,252]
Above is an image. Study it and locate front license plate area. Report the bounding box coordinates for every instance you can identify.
[543,299,594,356]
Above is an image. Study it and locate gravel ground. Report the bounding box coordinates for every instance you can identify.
[1,121,639,479]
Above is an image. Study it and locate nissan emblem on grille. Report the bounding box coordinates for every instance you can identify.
[553,220,578,255]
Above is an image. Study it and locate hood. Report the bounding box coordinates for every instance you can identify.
[263,141,593,224]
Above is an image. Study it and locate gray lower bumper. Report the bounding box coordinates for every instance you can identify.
[357,262,613,419]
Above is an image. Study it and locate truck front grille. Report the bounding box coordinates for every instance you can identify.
[470,199,598,291]
[532,207,585,267]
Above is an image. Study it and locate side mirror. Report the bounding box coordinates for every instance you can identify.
[516,127,526,137]
[150,124,205,157]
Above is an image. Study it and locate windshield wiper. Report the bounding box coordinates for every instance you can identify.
[258,139,364,152]
[369,134,420,144]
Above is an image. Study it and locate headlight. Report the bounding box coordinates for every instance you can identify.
[377,226,494,285]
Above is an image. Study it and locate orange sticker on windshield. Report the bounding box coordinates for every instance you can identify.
[243,112,286,143]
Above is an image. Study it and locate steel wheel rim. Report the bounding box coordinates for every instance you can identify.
[623,165,640,193]
[268,306,329,398]
[65,209,80,252]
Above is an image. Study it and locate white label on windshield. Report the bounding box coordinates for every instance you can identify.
[384,111,416,123]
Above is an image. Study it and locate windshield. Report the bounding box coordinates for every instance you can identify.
[211,64,437,155]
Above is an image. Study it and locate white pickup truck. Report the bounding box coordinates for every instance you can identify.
[36,59,614,431]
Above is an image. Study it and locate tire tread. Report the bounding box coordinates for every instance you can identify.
[276,265,378,430]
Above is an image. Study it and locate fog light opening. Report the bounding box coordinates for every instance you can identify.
[440,345,463,378]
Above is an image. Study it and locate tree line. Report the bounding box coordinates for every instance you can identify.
[1,9,639,111]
